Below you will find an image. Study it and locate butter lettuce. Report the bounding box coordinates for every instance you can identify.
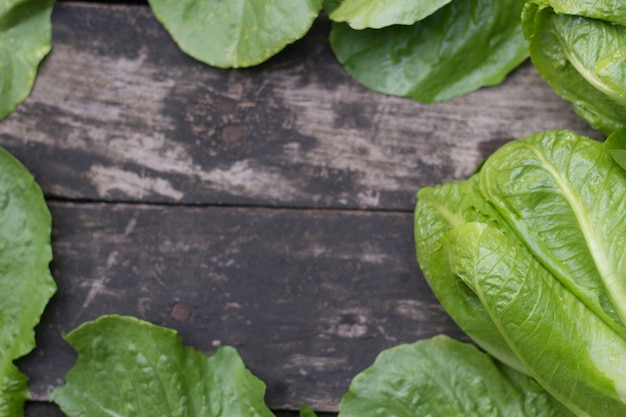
[415,130,626,416]
[330,0,528,103]
[0,0,55,120]
[50,315,275,417]
[0,147,55,417]
[146,0,322,68]
[337,335,573,417]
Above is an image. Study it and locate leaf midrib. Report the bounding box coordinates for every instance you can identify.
[525,142,625,323]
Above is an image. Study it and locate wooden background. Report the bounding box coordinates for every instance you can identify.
[1,2,600,416]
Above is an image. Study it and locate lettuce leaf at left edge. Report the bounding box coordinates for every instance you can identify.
[0,0,55,121]
[50,315,276,417]
[0,147,55,417]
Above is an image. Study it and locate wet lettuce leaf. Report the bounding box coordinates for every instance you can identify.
[522,2,626,134]
[0,0,55,120]
[50,315,275,417]
[415,130,626,416]
[337,335,573,417]
[326,0,451,29]
[0,147,55,417]
[329,0,528,103]
[146,0,322,68]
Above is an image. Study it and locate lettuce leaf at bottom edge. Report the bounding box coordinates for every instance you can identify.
[337,335,573,417]
[50,315,275,417]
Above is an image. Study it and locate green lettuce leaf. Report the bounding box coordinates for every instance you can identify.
[327,0,451,29]
[415,130,626,416]
[479,131,626,331]
[0,147,55,417]
[0,0,55,120]
[146,0,322,68]
[414,177,526,374]
[522,3,626,134]
[442,223,626,416]
[605,128,626,171]
[338,335,573,417]
[50,315,275,417]
[329,0,528,103]
[529,0,626,25]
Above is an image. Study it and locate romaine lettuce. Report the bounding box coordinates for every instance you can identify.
[415,130,626,416]
[522,2,626,134]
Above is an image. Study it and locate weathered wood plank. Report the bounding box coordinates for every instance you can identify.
[19,202,463,412]
[0,3,600,211]
[4,2,609,416]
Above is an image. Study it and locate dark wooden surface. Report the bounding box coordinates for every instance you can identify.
[1,1,601,415]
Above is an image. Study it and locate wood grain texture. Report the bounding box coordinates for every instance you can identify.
[0,3,600,211]
[1,2,608,416]
[19,202,463,412]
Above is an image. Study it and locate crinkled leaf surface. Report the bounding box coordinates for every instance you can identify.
[479,131,626,331]
[530,0,626,25]
[442,223,626,416]
[414,177,526,374]
[522,3,626,134]
[606,128,626,170]
[327,0,451,29]
[415,130,626,417]
[147,0,322,68]
[0,147,55,417]
[51,315,275,417]
[0,0,54,120]
[330,0,528,103]
[337,335,573,417]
